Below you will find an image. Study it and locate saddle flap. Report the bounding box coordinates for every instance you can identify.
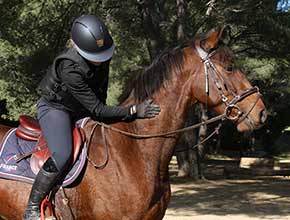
[30,127,86,174]
[0,118,89,187]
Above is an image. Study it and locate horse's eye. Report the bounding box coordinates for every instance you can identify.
[225,64,234,72]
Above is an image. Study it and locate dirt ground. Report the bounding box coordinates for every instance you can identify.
[164,156,290,220]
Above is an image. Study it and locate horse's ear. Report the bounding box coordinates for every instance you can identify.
[220,25,231,45]
[200,25,232,51]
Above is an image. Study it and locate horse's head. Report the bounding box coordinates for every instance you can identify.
[119,26,267,132]
[188,26,267,132]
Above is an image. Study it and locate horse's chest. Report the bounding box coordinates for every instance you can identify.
[69,182,171,220]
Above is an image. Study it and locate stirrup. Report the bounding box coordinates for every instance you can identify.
[40,197,55,220]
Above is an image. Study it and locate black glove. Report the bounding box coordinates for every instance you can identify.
[130,99,161,119]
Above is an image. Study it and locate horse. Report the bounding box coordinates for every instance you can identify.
[0,26,267,220]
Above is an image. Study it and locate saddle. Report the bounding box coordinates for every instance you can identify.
[15,115,86,174]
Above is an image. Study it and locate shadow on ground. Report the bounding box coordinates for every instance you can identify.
[167,157,290,218]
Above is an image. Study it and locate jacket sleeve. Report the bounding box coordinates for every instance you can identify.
[59,61,131,120]
[99,64,109,104]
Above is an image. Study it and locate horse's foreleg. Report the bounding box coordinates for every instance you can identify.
[143,183,171,220]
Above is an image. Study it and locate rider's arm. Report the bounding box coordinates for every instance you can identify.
[59,62,133,120]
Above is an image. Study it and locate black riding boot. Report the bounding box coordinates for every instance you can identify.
[23,158,60,220]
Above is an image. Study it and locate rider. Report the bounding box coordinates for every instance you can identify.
[23,14,160,220]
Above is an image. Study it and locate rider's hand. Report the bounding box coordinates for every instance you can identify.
[130,99,161,119]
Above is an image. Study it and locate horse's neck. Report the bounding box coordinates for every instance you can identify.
[131,71,194,182]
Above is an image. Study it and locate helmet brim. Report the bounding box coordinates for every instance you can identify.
[74,43,115,62]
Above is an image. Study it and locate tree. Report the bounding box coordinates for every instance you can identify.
[0,0,290,161]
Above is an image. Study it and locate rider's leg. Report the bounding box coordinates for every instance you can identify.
[23,158,59,220]
[23,98,73,220]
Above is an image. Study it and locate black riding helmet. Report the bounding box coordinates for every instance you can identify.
[71,14,115,62]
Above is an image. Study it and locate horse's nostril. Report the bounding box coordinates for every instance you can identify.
[260,109,267,124]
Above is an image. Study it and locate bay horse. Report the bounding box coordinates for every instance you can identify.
[0,26,267,220]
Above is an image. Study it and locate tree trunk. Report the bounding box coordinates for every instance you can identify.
[175,0,201,180]
[176,107,199,179]
[197,103,208,179]
[176,0,185,41]
[205,0,216,16]
[0,99,7,117]
[176,104,209,180]
[137,0,166,60]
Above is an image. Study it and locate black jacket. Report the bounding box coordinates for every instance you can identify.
[37,48,131,121]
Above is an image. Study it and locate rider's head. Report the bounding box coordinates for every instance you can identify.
[71,14,115,63]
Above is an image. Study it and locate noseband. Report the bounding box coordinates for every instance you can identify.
[195,43,260,122]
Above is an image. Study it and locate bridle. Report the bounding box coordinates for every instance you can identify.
[195,42,260,122]
[86,43,261,168]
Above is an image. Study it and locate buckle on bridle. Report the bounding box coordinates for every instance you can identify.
[222,95,228,103]
[225,104,243,121]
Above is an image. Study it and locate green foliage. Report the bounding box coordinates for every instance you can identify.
[0,0,150,116]
[271,131,290,155]
[0,0,290,151]
[106,81,122,106]
[238,57,290,145]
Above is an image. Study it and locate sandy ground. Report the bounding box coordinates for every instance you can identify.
[164,157,290,220]
[1,156,289,220]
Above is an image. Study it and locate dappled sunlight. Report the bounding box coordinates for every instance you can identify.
[165,158,290,220]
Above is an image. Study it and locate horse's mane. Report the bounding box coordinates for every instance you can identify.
[118,44,190,103]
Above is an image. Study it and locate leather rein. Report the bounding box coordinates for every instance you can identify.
[87,44,260,168]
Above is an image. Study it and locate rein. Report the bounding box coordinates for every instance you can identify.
[94,113,225,139]
[87,43,260,168]
[86,113,226,169]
